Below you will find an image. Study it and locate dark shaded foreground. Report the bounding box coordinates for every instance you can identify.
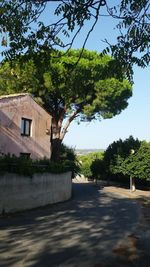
[0,181,146,267]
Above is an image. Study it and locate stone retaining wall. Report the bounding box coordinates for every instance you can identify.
[0,172,72,214]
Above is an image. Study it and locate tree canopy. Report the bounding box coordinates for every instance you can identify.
[121,141,150,182]
[0,0,149,79]
[103,135,141,175]
[89,137,150,189]
[0,49,132,160]
[102,137,150,187]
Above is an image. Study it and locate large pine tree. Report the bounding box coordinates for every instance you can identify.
[0,49,132,161]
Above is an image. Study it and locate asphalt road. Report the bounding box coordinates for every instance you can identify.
[0,181,141,267]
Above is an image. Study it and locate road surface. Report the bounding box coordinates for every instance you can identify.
[0,180,141,267]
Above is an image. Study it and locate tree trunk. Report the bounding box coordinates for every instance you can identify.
[51,138,62,162]
[50,110,79,161]
[50,119,62,162]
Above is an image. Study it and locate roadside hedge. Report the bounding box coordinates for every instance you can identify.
[0,144,79,177]
[90,136,150,187]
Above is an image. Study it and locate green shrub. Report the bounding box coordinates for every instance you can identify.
[90,158,106,180]
[0,151,78,177]
[87,137,150,187]
[103,136,141,181]
[77,152,103,178]
[60,144,76,162]
[59,144,80,176]
[121,141,150,182]
[0,154,33,176]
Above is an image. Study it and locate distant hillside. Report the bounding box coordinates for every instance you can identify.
[75,149,104,155]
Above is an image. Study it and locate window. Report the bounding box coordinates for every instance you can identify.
[21,118,32,136]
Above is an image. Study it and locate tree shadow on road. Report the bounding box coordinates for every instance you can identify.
[0,182,145,267]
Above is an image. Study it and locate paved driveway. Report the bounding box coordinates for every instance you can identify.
[0,181,141,267]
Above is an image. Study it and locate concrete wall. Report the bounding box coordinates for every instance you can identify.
[0,172,72,214]
[0,94,51,159]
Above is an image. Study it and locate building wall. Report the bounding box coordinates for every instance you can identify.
[0,172,72,214]
[0,94,51,159]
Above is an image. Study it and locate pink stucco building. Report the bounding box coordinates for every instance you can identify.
[0,94,52,159]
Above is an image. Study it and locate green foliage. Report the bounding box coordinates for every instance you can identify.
[87,137,150,186]
[108,0,150,79]
[60,143,80,175]
[77,152,103,177]
[91,136,150,186]
[104,135,141,176]
[0,154,77,177]
[0,49,132,122]
[0,49,132,161]
[0,1,50,58]
[60,143,76,162]
[0,60,40,95]
[0,154,33,177]
[0,0,149,79]
[121,141,150,181]
[90,158,106,179]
